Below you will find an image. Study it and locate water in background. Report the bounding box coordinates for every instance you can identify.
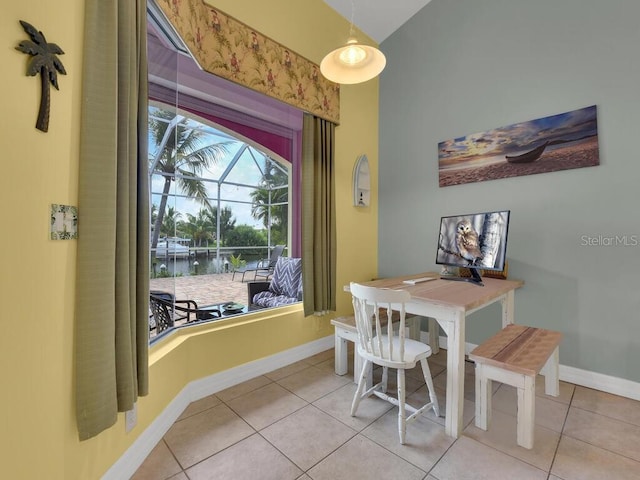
[151,251,262,277]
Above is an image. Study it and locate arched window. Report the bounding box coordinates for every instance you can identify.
[147,11,302,341]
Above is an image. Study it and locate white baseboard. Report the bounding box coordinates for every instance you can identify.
[559,365,640,401]
[423,332,640,402]
[102,335,334,480]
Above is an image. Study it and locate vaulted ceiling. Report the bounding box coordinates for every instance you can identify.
[323,0,433,43]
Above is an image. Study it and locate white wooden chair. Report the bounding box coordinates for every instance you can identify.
[349,282,440,444]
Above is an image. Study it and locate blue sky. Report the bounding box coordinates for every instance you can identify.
[149,108,289,229]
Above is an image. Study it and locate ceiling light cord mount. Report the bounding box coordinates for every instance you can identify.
[320,0,386,84]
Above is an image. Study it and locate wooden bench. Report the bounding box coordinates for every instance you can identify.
[331,314,438,384]
[469,324,562,449]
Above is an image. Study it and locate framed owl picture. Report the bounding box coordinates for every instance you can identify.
[436,210,510,286]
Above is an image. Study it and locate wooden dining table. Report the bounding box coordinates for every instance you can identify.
[348,272,524,438]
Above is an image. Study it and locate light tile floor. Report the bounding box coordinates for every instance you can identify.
[132,348,640,480]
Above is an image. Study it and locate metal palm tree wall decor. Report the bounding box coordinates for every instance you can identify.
[15,20,66,133]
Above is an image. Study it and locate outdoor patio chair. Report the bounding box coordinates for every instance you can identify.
[232,245,286,282]
[149,292,221,335]
[247,257,302,310]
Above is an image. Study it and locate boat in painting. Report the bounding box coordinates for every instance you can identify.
[505,141,549,164]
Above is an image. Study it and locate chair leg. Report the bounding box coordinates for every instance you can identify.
[420,358,440,417]
[381,366,389,394]
[397,368,407,444]
[351,360,371,417]
[354,349,373,388]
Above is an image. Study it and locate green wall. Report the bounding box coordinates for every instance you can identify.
[379,0,640,382]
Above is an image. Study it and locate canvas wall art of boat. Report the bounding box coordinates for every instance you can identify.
[505,141,550,164]
[438,105,600,187]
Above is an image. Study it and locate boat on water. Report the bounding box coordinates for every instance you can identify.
[153,238,192,257]
[505,141,549,164]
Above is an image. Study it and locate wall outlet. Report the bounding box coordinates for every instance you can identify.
[125,403,137,432]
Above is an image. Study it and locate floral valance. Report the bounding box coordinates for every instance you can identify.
[155,0,340,124]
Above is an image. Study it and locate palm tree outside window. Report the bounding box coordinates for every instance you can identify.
[148,103,294,338]
[148,109,230,251]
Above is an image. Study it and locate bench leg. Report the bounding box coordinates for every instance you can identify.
[333,330,372,387]
[541,346,560,397]
[334,334,348,376]
[408,316,421,341]
[408,315,439,353]
[517,375,536,449]
[474,363,492,431]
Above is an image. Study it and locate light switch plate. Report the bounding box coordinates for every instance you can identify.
[50,204,78,240]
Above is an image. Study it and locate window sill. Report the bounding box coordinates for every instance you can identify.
[148,302,304,366]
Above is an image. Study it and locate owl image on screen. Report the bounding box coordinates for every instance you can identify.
[436,210,510,285]
[454,219,483,264]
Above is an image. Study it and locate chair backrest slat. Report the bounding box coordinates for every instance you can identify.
[267,245,285,268]
[350,283,410,363]
[149,294,175,334]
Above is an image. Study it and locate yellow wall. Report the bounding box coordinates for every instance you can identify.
[0,1,378,478]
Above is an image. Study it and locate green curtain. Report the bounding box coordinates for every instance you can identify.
[75,0,149,440]
[301,114,337,316]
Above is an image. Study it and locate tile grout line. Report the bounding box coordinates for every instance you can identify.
[138,347,640,479]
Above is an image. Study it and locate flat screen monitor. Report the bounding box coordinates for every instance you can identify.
[435,210,510,286]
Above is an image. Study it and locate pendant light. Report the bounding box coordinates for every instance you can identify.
[320,1,386,84]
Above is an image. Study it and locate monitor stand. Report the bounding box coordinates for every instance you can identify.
[441,268,484,287]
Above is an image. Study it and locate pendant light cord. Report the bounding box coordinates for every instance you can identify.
[349,0,355,37]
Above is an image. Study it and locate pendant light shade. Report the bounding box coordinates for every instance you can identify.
[320,37,386,84]
[320,1,386,84]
